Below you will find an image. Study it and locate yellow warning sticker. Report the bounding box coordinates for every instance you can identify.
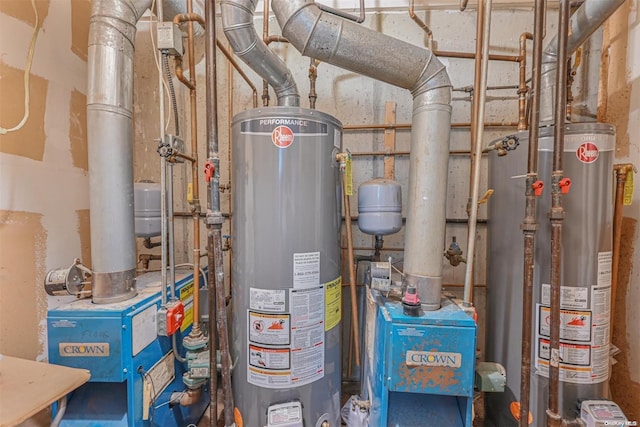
[346,155,353,196]
[623,170,634,206]
[180,282,194,332]
[325,277,342,331]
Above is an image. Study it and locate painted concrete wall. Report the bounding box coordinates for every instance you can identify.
[600,0,640,419]
[0,0,91,362]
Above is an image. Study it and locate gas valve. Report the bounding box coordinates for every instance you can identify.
[444,236,466,267]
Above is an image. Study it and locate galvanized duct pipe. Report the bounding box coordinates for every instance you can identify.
[87,0,202,303]
[539,0,625,123]
[220,0,300,106]
[271,0,452,310]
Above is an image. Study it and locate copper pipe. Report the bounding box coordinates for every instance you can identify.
[566,48,581,121]
[518,32,533,131]
[216,40,259,108]
[548,1,571,425]
[468,0,486,220]
[343,121,518,131]
[184,0,202,335]
[611,164,634,340]
[260,0,290,106]
[174,55,195,91]
[262,0,270,107]
[519,1,545,425]
[349,150,482,157]
[433,49,520,62]
[171,151,196,163]
[409,0,433,48]
[342,173,360,367]
[343,246,405,252]
[338,281,488,289]
[173,12,205,28]
[309,59,318,109]
[265,35,289,44]
[227,42,234,289]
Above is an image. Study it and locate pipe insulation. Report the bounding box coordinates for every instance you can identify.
[539,0,625,123]
[270,0,452,310]
[87,0,202,303]
[220,0,300,106]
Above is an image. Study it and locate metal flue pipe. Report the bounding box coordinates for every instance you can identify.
[519,1,545,425]
[539,0,626,123]
[87,0,203,303]
[271,0,452,310]
[220,0,300,106]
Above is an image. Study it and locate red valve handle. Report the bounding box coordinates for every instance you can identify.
[559,178,572,194]
[533,180,544,197]
[204,161,214,183]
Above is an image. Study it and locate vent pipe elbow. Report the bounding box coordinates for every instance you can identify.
[539,0,625,124]
[272,0,452,310]
[220,0,299,106]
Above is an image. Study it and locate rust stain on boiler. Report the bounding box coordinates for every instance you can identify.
[396,361,460,389]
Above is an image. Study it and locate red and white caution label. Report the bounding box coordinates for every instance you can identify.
[272,125,294,148]
[576,142,599,163]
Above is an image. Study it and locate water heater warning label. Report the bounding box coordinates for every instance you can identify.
[250,288,286,313]
[249,312,290,345]
[535,285,611,384]
[293,252,320,289]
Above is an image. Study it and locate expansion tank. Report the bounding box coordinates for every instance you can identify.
[486,123,614,425]
[231,107,342,427]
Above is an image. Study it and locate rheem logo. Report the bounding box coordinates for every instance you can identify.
[272,125,294,148]
[576,142,599,164]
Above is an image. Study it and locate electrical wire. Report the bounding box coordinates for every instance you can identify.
[149,0,173,132]
[0,0,40,135]
[162,52,180,136]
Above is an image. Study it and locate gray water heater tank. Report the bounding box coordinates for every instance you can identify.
[133,182,161,238]
[231,107,342,427]
[358,178,402,235]
[485,123,614,425]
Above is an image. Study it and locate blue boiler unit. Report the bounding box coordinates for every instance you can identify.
[47,272,209,427]
[362,290,477,427]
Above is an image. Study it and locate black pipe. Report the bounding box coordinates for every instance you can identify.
[519,0,545,425]
[204,0,219,424]
[547,1,571,425]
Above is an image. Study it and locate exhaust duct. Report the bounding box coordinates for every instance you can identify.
[539,0,625,123]
[269,0,452,310]
[220,0,300,106]
[87,0,202,303]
